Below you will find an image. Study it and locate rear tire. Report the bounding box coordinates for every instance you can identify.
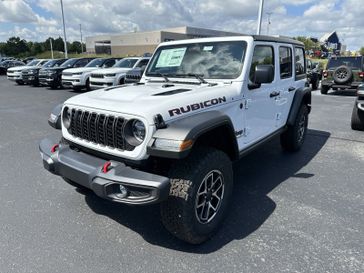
[160,147,233,244]
[351,102,364,131]
[281,105,309,152]
[321,85,329,95]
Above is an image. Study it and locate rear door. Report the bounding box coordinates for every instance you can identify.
[274,44,295,128]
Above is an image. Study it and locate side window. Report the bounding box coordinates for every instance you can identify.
[136,59,149,68]
[295,47,306,79]
[250,45,274,82]
[279,47,292,79]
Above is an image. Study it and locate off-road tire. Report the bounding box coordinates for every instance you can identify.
[281,105,309,152]
[351,102,364,131]
[333,65,352,84]
[321,85,329,95]
[160,147,233,244]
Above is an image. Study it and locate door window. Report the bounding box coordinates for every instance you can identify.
[250,45,274,83]
[279,47,292,79]
[294,47,306,80]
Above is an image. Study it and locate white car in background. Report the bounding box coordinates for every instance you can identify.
[7,59,48,85]
[61,58,119,91]
[90,57,150,89]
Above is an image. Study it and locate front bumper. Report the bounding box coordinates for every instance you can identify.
[62,76,83,87]
[39,75,57,86]
[7,74,22,81]
[22,74,37,83]
[39,138,170,205]
[90,78,115,88]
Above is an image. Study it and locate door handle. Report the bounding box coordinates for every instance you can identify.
[270,91,280,98]
[288,87,296,92]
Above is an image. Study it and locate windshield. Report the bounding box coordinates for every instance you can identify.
[114,58,138,68]
[146,41,247,79]
[42,60,60,68]
[86,58,105,68]
[328,57,363,70]
[27,60,39,66]
[61,59,78,68]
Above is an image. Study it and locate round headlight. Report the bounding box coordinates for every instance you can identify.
[124,119,146,146]
[62,107,72,129]
[132,120,146,142]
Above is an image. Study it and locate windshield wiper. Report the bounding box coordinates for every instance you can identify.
[148,73,170,82]
[174,73,215,85]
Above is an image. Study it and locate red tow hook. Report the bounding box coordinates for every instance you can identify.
[50,144,59,153]
[102,161,112,173]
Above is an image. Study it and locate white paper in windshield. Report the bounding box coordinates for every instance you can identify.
[156,47,187,68]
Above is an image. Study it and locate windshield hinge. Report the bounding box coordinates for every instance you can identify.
[244,99,252,109]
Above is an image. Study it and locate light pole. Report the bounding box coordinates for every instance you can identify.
[266,12,272,35]
[257,0,264,35]
[79,24,83,54]
[50,38,54,59]
[60,0,68,58]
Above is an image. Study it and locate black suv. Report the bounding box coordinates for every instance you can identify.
[0,60,25,75]
[39,58,93,89]
[306,59,321,90]
[351,84,364,130]
[22,59,67,86]
[321,56,364,94]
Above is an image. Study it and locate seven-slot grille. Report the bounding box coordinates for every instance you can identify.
[69,109,134,151]
[91,73,104,78]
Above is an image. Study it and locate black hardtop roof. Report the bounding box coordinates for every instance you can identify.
[252,35,304,47]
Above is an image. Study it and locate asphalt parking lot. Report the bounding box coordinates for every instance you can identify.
[0,76,363,273]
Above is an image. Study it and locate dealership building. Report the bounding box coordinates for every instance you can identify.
[86,26,241,56]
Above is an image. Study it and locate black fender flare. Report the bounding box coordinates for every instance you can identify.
[147,111,238,159]
[48,103,63,130]
[287,87,311,126]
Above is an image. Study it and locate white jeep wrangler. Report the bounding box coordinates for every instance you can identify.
[40,36,311,244]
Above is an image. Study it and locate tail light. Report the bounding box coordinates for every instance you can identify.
[359,72,364,78]
[323,70,328,78]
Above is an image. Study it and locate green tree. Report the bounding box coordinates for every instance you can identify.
[295,36,320,51]
[2,37,29,57]
[360,47,364,56]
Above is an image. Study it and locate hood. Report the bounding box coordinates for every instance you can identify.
[92,67,132,75]
[65,81,241,125]
[8,65,36,72]
[63,67,98,74]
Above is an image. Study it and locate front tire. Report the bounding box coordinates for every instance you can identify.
[281,105,309,152]
[351,102,364,131]
[160,147,233,244]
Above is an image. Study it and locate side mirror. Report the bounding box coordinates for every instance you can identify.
[252,64,274,85]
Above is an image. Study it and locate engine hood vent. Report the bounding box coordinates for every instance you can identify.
[153,89,192,96]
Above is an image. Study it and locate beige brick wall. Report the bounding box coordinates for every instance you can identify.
[111,45,158,56]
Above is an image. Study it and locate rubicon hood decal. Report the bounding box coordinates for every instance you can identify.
[168,96,226,117]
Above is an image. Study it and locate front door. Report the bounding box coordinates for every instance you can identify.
[244,44,278,144]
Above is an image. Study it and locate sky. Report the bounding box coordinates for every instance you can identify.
[0,0,363,50]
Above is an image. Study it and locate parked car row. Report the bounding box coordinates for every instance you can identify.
[4,56,150,91]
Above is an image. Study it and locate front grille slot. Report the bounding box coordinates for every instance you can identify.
[68,109,133,151]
